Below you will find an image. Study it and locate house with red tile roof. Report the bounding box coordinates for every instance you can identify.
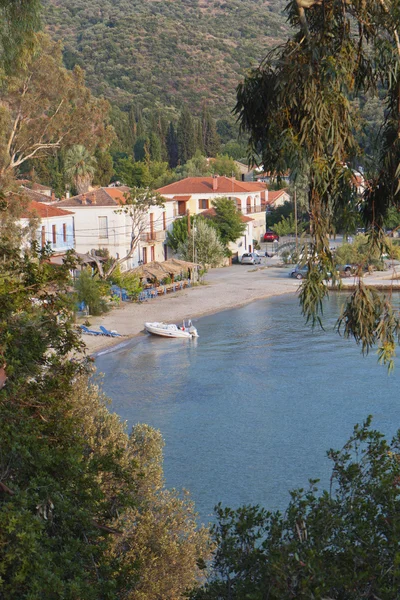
[156,176,268,253]
[57,187,175,269]
[266,189,291,208]
[20,200,75,254]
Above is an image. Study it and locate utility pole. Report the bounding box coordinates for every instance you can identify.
[187,209,191,234]
[294,185,298,252]
[192,221,196,283]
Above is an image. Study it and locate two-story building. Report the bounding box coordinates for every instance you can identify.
[156,176,268,255]
[20,200,75,254]
[57,187,175,269]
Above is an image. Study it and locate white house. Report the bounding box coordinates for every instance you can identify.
[266,189,291,209]
[156,176,268,255]
[57,187,175,270]
[20,200,75,254]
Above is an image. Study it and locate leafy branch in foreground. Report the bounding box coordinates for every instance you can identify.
[337,283,400,371]
[191,417,400,599]
[235,0,400,364]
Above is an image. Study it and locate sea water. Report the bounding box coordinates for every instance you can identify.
[95,294,400,523]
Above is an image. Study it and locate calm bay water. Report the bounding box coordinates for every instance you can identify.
[96,294,400,523]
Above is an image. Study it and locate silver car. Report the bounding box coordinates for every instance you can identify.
[241,252,262,265]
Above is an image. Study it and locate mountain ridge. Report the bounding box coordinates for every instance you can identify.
[44,0,289,117]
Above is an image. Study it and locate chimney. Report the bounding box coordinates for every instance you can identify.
[90,192,96,205]
[81,194,87,205]
[212,175,218,191]
[51,191,56,202]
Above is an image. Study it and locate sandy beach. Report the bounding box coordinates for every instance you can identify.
[80,261,299,355]
[79,260,400,355]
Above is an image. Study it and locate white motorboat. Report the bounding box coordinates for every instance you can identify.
[144,320,199,339]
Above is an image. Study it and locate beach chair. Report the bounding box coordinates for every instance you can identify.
[80,325,102,336]
[99,325,122,337]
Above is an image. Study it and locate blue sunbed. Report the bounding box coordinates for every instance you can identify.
[79,325,102,336]
[99,325,122,337]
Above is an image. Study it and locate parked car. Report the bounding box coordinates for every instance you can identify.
[290,264,309,279]
[263,230,279,242]
[241,252,262,265]
[290,263,354,280]
[336,264,353,277]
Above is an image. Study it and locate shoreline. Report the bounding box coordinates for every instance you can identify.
[80,263,400,357]
[81,264,299,356]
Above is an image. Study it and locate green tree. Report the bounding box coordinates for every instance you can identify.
[75,268,109,315]
[166,121,179,168]
[0,0,40,73]
[113,156,150,188]
[212,154,240,178]
[272,214,304,236]
[0,196,211,599]
[201,104,220,157]
[64,145,97,194]
[176,150,210,178]
[166,214,194,252]
[210,197,246,246]
[235,0,400,366]
[149,131,162,162]
[93,148,114,187]
[192,418,400,600]
[0,34,112,181]
[179,218,224,267]
[177,105,195,164]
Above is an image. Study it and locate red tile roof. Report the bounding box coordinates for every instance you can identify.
[266,189,290,205]
[172,195,191,201]
[22,200,74,218]
[19,186,53,203]
[156,176,266,196]
[57,187,128,207]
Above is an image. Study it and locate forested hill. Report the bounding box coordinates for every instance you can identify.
[43,0,288,117]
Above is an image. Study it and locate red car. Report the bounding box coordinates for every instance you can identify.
[263,230,279,242]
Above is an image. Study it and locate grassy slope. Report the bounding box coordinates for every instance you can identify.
[44,0,288,117]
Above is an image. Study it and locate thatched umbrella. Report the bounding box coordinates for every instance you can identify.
[167,258,200,268]
[132,262,170,282]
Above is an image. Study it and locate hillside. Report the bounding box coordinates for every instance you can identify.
[44,0,289,117]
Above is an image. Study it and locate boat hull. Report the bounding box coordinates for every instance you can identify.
[144,322,195,338]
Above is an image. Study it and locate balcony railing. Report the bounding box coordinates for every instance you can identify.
[140,230,166,243]
[245,205,265,214]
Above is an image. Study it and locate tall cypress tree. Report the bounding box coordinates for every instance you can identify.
[177,106,195,164]
[201,103,220,158]
[127,104,137,151]
[166,122,179,168]
[195,119,204,155]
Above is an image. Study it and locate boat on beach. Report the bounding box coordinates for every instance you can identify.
[144,320,199,339]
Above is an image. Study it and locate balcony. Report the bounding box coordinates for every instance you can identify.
[140,230,166,243]
[245,205,264,214]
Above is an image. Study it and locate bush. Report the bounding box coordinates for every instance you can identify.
[75,269,109,316]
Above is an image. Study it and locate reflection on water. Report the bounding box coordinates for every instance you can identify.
[96,294,400,523]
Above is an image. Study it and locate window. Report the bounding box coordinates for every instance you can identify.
[98,216,108,239]
[151,246,155,261]
[52,224,56,245]
[163,211,166,230]
[63,223,67,243]
[41,226,46,248]
[143,247,147,264]
[199,199,209,210]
